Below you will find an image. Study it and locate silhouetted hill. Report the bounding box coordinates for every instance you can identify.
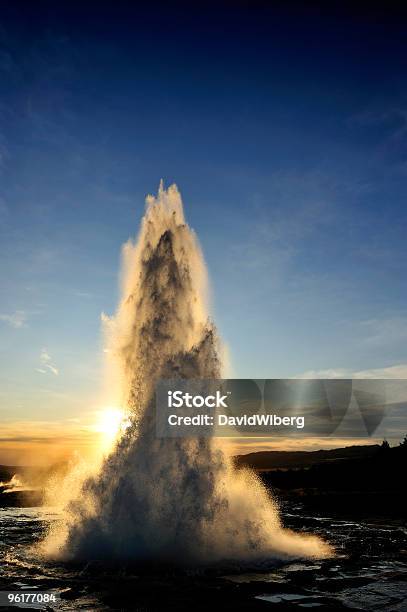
[234,444,381,471]
[237,443,407,519]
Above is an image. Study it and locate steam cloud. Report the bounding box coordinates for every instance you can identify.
[41,182,332,564]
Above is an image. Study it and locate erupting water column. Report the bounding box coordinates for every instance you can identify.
[42,183,332,563]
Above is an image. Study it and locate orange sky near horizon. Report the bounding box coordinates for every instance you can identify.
[0,413,383,466]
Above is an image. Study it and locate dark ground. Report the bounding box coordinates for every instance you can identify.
[0,444,406,610]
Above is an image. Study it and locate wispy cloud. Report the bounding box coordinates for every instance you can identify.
[232,170,338,280]
[296,363,407,379]
[46,364,59,376]
[0,419,95,444]
[0,310,27,328]
[361,317,407,347]
[36,348,59,376]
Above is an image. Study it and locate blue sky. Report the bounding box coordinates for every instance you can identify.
[0,2,407,460]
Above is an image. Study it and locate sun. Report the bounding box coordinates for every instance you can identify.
[94,407,129,450]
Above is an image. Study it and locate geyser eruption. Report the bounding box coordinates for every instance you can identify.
[42,183,332,563]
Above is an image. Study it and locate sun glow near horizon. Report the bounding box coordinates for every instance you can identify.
[93,406,130,451]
